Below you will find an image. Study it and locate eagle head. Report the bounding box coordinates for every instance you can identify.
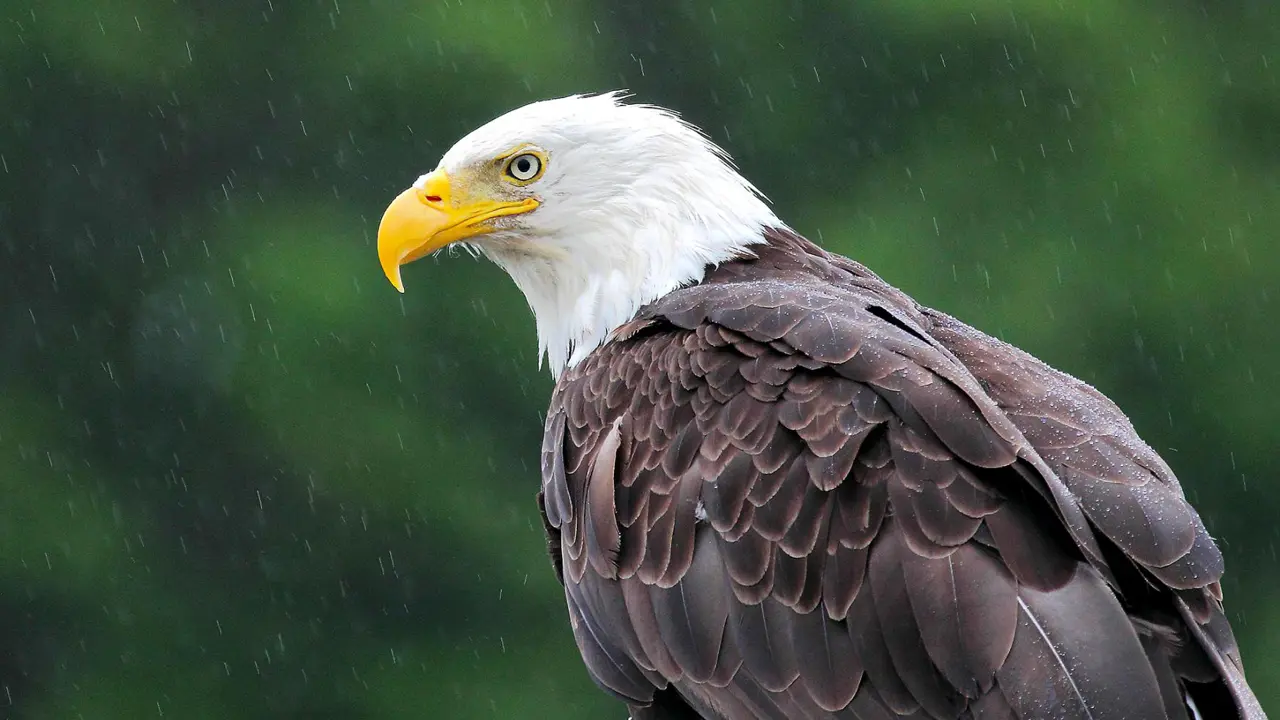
[376,92,780,375]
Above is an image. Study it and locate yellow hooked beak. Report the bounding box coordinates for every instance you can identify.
[376,170,539,292]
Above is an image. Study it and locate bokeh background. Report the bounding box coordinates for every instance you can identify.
[2,0,1278,717]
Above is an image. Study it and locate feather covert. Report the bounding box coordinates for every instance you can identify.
[538,229,1265,720]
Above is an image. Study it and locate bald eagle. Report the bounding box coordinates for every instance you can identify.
[376,93,1264,720]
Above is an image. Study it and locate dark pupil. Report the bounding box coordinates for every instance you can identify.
[516,158,531,174]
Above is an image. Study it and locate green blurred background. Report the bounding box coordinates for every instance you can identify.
[2,0,1277,717]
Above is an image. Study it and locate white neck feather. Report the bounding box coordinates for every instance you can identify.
[483,179,777,378]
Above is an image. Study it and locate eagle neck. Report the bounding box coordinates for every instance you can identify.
[485,219,777,378]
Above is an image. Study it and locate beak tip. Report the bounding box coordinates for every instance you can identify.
[386,266,406,294]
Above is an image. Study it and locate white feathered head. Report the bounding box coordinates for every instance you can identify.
[377,92,780,375]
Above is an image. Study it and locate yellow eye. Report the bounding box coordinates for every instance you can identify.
[505,153,543,183]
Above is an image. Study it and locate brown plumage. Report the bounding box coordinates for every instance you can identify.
[538,228,1265,720]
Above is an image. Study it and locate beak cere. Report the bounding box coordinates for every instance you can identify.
[377,170,463,294]
[376,169,540,293]
[377,185,453,293]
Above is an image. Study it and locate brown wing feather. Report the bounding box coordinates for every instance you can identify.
[538,229,1262,719]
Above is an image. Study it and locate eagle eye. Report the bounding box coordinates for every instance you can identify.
[504,153,544,184]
